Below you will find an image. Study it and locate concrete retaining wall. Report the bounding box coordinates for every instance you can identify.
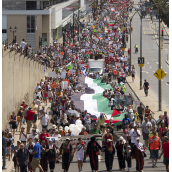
[2,48,52,130]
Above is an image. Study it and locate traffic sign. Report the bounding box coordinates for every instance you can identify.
[122,48,125,50]
[154,68,166,80]
[138,57,144,64]
[138,64,144,67]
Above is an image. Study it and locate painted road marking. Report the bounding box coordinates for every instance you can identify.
[150,66,152,68]
[153,71,155,73]
[156,62,159,64]
[147,62,149,64]
[142,71,149,73]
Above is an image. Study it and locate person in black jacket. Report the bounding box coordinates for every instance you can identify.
[86,137,102,172]
[46,139,59,172]
[16,143,29,172]
[115,137,126,171]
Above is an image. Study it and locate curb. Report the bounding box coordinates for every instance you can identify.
[125,78,146,109]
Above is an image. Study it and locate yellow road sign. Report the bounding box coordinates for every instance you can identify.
[122,48,125,50]
[154,68,166,80]
[138,64,144,67]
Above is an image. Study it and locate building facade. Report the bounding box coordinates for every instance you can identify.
[2,0,90,50]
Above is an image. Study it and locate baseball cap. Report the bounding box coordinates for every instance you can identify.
[94,124,98,127]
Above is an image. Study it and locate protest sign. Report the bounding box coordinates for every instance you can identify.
[50,82,58,89]
[62,81,68,89]
[61,72,66,79]
[70,70,76,74]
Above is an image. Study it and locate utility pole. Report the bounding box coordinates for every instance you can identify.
[158,11,162,111]
[72,8,74,54]
[78,9,80,41]
[130,17,132,73]
[140,15,142,89]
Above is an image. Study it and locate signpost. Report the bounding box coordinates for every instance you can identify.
[138,57,144,89]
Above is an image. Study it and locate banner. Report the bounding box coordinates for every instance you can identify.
[46,134,102,148]
[49,72,58,78]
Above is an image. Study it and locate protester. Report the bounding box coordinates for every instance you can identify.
[25,137,35,172]
[40,140,48,172]
[149,132,161,168]
[84,114,91,133]
[137,103,144,126]
[142,117,152,147]
[46,139,58,172]
[73,138,86,172]
[16,143,29,172]
[30,137,44,172]
[10,111,17,137]
[133,138,145,172]
[159,137,169,172]
[87,137,102,172]
[13,140,21,172]
[2,130,8,169]
[89,123,102,134]
[103,139,115,172]
[124,145,132,172]
[39,128,50,146]
[162,111,169,128]
[40,110,49,129]
[19,126,27,146]
[115,136,126,170]
[59,138,73,172]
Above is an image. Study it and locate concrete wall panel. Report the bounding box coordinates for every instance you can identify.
[2,48,51,130]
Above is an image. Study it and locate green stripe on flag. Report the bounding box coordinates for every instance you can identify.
[93,78,112,90]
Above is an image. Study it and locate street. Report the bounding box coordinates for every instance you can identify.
[131,0,169,108]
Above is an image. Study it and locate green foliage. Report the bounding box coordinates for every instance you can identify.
[152,0,169,27]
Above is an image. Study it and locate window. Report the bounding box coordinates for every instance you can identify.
[27,15,35,33]
[26,1,37,10]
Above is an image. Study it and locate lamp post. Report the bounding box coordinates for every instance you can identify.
[9,26,17,43]
[72,8,75,54]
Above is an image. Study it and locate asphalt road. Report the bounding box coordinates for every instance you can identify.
[131,0,169,109]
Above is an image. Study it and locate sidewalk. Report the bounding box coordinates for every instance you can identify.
[126,75,169,119]
[3,102,51,172]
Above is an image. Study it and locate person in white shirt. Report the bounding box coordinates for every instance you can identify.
[51,129,61,138]
[40,111,49,129]
[129,125,141,155]
[29,129,39,143]
[36,83,42,92]
[129,110,134,122]
[21,39,25,49]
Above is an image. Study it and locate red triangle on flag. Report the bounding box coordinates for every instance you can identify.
[111,109,120,117]
[105,119,122,124]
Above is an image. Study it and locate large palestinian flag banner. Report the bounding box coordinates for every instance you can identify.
[71,75,126,125]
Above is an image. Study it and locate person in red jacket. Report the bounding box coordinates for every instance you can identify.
[159,137,169,172]
[27,107,35,134]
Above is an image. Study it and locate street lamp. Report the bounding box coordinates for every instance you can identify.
[9,26,17,43]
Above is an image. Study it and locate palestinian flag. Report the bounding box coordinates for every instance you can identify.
[106,22,116,26]
[66,62,73,70]
[71,76,126,125]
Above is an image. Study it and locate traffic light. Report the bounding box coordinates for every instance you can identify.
[162,29,163,37]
